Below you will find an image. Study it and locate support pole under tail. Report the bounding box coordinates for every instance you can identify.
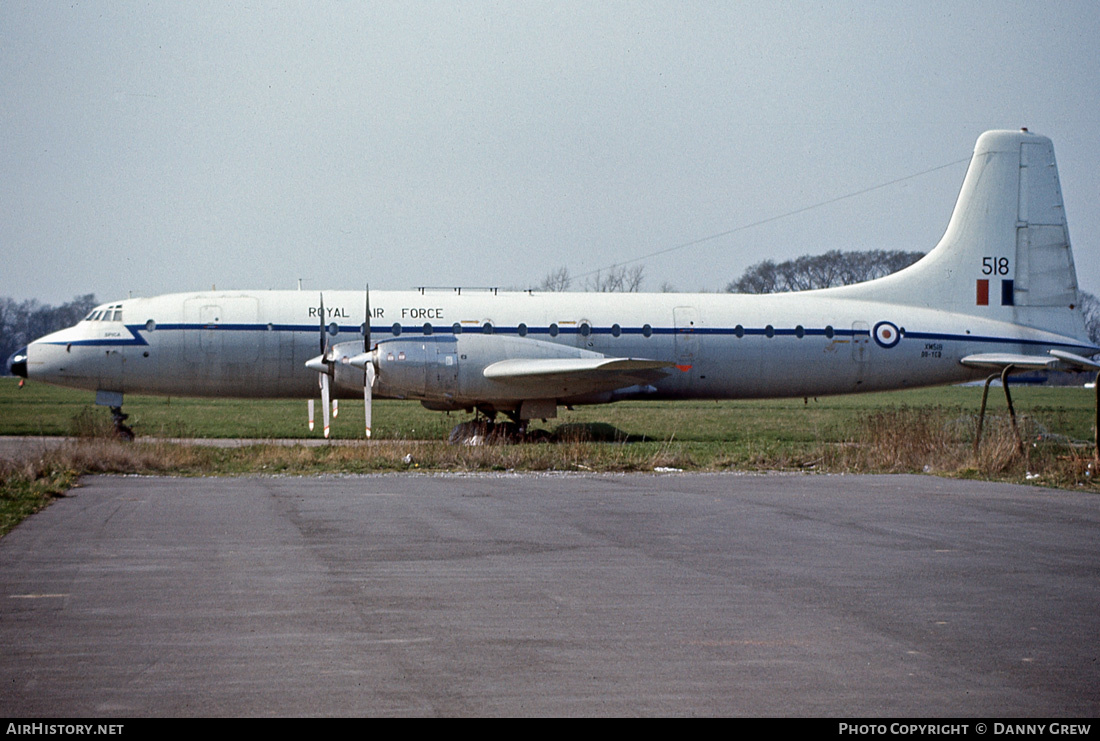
[974,373,998,456]
[1000,365,1024,457]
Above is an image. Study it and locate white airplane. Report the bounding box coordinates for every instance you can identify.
[9,129,1099,439]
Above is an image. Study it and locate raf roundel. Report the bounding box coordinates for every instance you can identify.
[873,321,901,349]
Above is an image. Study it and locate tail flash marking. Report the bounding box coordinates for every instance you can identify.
[977,280,989,306]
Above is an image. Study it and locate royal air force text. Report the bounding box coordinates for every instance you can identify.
[307,307,445,320]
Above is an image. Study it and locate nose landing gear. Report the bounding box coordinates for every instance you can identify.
[109,406,135,442]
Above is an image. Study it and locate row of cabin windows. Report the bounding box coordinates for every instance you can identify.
[733,325,835,339]
[142,320,837,338]
[386,322,645,338]
[377,323,836,339]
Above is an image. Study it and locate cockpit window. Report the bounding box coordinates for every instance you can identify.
[86,305,123,322]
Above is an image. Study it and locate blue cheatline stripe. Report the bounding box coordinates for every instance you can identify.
[42,322,1098,356]
[42,325,149,347]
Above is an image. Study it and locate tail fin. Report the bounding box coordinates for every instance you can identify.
[842,129,1089,342]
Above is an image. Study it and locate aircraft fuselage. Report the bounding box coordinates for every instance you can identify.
[21,288,1090,406]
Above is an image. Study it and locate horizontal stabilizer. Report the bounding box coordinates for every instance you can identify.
[1047,349,1100,371]
[960,353,1058,371]
[960,349,1100,372]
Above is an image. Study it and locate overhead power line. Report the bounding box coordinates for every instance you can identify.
[571,155,972,284]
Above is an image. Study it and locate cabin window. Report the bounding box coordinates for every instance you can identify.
[327,322,339,336]
[391,323,402,336]
[549,323,559,337]
[482,322,493,335]
[517,323,527,337]
[611,323,621,338]
[579,322,591,337]
[765,325,775,338]
[824,325,834,339]
[795,325,805,338]
[452,322,463,335]
[423,323,433,335]
[146,320,156,332]
[642,323,652,338]
[735,324,744,338]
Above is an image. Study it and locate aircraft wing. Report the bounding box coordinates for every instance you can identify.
[483,357,674,396]
[960,350,1100,372]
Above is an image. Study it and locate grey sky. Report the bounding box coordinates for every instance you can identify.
[3,1,1098,305]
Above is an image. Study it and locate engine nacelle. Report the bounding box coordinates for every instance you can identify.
[331,334,616,413]
[372,336,459,401]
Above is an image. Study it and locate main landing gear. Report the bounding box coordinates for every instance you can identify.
[447,407,548,445]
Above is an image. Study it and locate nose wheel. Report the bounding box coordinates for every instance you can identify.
[110,406,135,442]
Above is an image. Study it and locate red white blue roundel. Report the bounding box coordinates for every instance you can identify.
[873,321,901,348]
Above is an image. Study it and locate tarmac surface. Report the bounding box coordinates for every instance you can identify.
[1,471,1098,717]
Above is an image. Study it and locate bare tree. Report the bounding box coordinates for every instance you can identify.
[624,264,645,292]
[727,250,925,293]
[539,266,573,292]
[1080,291,1100,352]
[585,264,645,293]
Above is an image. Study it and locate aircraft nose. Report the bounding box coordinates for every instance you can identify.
[7,347,28,378]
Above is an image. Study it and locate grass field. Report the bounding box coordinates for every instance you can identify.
[3,376,1097,444]
[1,376,1097,536]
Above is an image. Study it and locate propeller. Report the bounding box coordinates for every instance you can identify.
[304,293,334,438]
[347,286,378,438]
[305,289,379,439]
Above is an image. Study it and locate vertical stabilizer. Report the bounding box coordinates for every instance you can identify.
[841,130,1088,342]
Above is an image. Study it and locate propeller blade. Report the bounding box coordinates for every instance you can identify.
[313,292,334,437]
[363,285,374,439]
[332,399,339,418]
[364,363,375,438]
[364,286,371,354]
[319,293,326,354]
[321,372,331,439]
